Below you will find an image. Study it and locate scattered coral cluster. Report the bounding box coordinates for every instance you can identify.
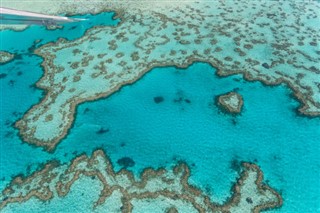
[7,0,319,151]
[0,149,282,212]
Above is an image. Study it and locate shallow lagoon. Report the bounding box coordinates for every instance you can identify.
[1,12,319,212]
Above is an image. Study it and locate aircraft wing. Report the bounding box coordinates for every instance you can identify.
[0,7,85,25]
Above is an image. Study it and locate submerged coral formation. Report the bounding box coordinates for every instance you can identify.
[4,0,319,151]
[217,92,244,114]
[0,51,15,64]
[0,149,282,212]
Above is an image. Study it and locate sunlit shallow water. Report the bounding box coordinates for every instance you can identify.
[0,12,319,212]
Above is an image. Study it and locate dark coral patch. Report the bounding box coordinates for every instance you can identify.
[96,127,109,134]
[184,99,191,104]
[8,80,15,86]
[231,118,237,126]
[0,73,7,79]
[262,62,270,69]
[230,158,241,173]
[117,157,135,168]
[83,108,90,114]
[69,26,77,30]
[246,197,253,204]
[154,96,164,103]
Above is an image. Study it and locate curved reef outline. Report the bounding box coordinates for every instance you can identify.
[0,149,282,212]
[7,0,320,151]
[217,92,244,114]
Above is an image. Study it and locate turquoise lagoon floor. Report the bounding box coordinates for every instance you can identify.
[1,13,320,212]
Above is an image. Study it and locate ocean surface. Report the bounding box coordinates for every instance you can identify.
[1,12,320,212]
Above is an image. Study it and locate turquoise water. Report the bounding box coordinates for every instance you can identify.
[1,12,320,212]
[0,12,120,186]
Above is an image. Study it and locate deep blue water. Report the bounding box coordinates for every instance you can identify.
[1,12,320,212]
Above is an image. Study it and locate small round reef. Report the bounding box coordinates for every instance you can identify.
[217,92,243,114]
[0,51,15,64]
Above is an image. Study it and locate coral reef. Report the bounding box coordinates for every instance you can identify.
[2,0,318,150]
[217,92,243,114]
[0,149,282,212]
[0,51,15,64]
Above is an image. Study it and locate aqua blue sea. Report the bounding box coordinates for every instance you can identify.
[1,12,320,212]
